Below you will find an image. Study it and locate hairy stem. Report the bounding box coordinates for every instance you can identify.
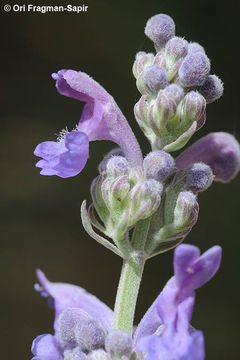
[113,219,150,335]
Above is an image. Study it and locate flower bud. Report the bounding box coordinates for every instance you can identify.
[91,175,110,224]
[101,176,130,209]
[86,350,109,360]
[173,191,198,229]
[98,148,124,173]
[179,52,210,87]
[163,84,184,104]
[143,150,175,182]
[188,42,205,55]
[184,163,214,192]
[165,36,188,60]
[182,91,206,121]
[57,308,90,348]
[150,90,177,129]
[132,52,154,79]
[64,347,87,360]
[105,330,133,358]
[145,14,175,49]
[129,179,163,224]
[153,51,167,69]
[142,179,163,199]
[106,156,129,177]
[75,318,106,351]
[137,65,168,95]
[176,132,240,182]
[198,75,224,103]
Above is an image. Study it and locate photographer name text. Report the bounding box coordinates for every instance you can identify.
[4,4,88,13]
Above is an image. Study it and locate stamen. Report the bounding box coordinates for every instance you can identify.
[33,283,42,292]
[51,73,59,80]
[56,127,69,142]
[34,283,48,297]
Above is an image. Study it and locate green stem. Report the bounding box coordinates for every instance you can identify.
[113,219,150,335]
[113,255,146,335]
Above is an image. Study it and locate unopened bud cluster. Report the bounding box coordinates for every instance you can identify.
[87,149,214,257]
[59,308,138,360]
[91,155,163,242]
[133,14,224,151]
[145,162,214,256]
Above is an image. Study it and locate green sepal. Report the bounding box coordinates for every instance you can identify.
[81,200,123,258]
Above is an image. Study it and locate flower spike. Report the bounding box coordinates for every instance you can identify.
[133,14,224,152]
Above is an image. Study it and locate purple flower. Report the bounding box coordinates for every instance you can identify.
[32,269,114,359]
[135,244,222,360]
[34,70,142,178]
[32,244,221,360]
[36,269,113,332]
[176,132,240,182]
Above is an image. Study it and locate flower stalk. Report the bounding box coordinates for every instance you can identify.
[113,220,150,335]
[113,255,146,335]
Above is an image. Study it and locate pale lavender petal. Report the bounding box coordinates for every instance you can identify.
[175,296,195,334]
[36,270,113,331]
[78,100,103,137]
[176,132,240,182]
[136,335,174,360]
[136,330,204,360]
[180,331,205,360]
[31,334,61,360]
[156,277,182,325]
[55,69,110,103]
[34,131,89,178]
[54,69,142,166]
[133,297,162,344]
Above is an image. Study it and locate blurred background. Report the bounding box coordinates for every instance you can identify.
[1,0,239,358]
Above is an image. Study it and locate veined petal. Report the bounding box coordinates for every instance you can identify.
[36,270,113,332]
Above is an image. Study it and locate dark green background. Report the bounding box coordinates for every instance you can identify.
[1,0,239,358]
